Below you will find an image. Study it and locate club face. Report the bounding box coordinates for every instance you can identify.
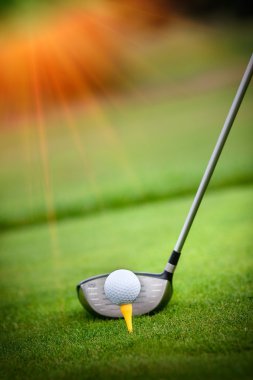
[77,272,173,318]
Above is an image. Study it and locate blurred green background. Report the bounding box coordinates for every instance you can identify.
[0,1,253,379]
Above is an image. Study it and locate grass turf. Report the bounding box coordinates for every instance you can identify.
[1,185,253,379]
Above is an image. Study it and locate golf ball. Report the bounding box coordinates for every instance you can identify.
[104,269,141,305]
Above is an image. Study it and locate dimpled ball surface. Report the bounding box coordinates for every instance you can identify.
[104,269,141,305]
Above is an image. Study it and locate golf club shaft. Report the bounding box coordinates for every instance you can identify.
[168,54,253,267]
[174,54,253,254]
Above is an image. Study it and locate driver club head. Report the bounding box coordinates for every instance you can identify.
[77,271,173,318]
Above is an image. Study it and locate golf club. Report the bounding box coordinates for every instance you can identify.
[77,54,253,318]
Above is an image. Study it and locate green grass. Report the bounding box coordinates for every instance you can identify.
[1,77,253,229]
[1,21,253,379]
[1,20,253,229]
[1,186,253,379]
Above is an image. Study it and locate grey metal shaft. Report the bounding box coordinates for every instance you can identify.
[174,54,253,253]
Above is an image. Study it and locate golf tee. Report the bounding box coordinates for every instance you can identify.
[120,304,133,333]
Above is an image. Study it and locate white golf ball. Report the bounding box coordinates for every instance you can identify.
[104,269,141,305]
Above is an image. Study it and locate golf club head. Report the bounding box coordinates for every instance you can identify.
[77,271,173,318]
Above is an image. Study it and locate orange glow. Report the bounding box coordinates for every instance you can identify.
[0,1,174,123]
[29,40,60,258]
[0,6,122,121]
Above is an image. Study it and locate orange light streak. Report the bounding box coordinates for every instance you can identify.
[45,22,143,197]
[39,23,142,200]
[29,39,60,259]
[42,37,104,208]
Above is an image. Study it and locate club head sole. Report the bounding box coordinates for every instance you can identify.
[77,272,173,318]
